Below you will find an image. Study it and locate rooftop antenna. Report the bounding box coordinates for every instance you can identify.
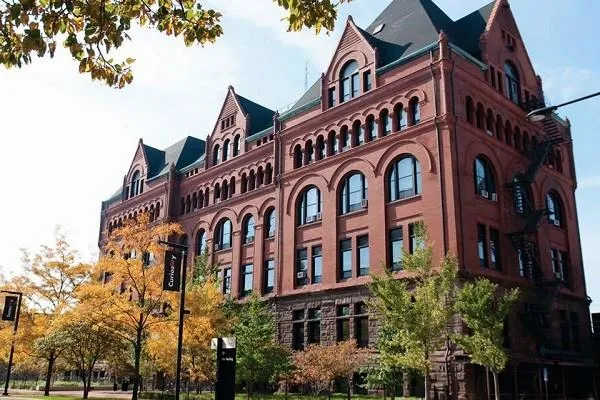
[304,60,309,91]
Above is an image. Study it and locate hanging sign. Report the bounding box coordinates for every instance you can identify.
[162,250,182,292]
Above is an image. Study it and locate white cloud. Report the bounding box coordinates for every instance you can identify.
[539,66,597,105]
[579,176,600,190]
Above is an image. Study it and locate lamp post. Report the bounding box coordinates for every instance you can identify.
[1,290,23,396]
[159,240,188,400]
[527,91,600,122]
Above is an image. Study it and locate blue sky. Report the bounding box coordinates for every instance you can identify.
[1,0,599,309]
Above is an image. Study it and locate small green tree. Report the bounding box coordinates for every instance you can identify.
[363,324,404,399]
[369,223,457,400]
[455,279,519,400]
[234,294,291,399]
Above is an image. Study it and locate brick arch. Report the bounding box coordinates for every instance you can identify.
[258,197,277,218]
[461,140,507,185]
[375,140,435,177]
[328,50,369,82]
[128,164,145,180]
[361,107,379,117]
[348,112,363,121]
[208,207,238,231]
[236,204,260,224]
[404,88,427,103]
[328,158,376,191]
[538,176,572,220]
[285,173,329,215]
[337,118,353,128]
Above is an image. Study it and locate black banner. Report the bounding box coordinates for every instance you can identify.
[162,250,181,292]
[2,296,18,321]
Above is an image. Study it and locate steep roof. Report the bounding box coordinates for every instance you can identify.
[452,1,495,58]
[235,94,276,135]
[144,136,205,180]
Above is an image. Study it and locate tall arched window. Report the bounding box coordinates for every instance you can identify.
[297,186,322,226]
[215,218,232,251]
[341,60,359,102]
[213,144,220,166]
[242,215,256,244]
[192,193,198,209]
[504,62,520,104]
[388,156,421,201]
[214,183,221,203]
[293,144,303,169]
[222,180,229,201]
[476,103,485,129]
[327,131,338,156]
[409,97,420,125]
[353,120,364,145]
[249,170,256,190]
[196,229,207,255]
[466,97,474,124]
[367,115,377,140]
[265,208,276,238]
[130,171,141,197]
[340,172,368,214]
[233,135,241,156]
[316,136,326,160]
[305,140,314,164]
[495,115,504,141]
[223,139,230,162]
[341,126,350,150]
[395,103,407,131]
[265,164,273,184]
[505,121,513,146]
[198,192,204,209]
[474,157,496,198]
[241,173,248,194]
[381,109,392,135]
[486,109,494,134]
[546,192,563,227]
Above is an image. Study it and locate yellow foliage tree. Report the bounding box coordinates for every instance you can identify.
[77,213,182,400]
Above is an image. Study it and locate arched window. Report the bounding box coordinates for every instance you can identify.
[213,144,220,166]
[222,180,229,201]
[327,131,338,156]
[474,157,496,199]
[353,120,364,146]
[192,193,198,209]
[293,144,303,169]
[196,229,207,255]
[185,196,191,213]
[242,215,256,244]
[249,170,256,191]
[476,103,485,129]
[305,140,314,164]
[495,115,503,141]
[486,109,494,134]
[341,60,359,102]
[198,192,204,209]
[316,136,326,160]
[367,115,377,140]
[297,186,322,226]
[215,218,232,251]
[395,103,407,131]
[233,135,241,157]
[265,208,276,238]
[130,171,141,197]
[214,183,221,203]
[265,164,273,184]
[466,97,474,124]
[340,172,368,214]
[257,167,264,187]
[341,126,350,150]
[546,192,563,227]
[388,156,422,201]
[504,62,520,104]
[229,177,236,197]
[204,188,209,207]
[409,97,421,125]
[381,109,392,135]
[505,121,513,146]
[223,139,230,162]
[241,173,248,194]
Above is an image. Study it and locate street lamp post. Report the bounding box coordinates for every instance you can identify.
[1,291,23,396]
[159,240,188,400]
[527,91,600,122]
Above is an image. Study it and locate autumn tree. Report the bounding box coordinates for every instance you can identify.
[232,294,291,399]
[455,279,519,400]
[368,223,457,400]
[77,213,182,400]
[293,341,368,399]
[0,0,351,87]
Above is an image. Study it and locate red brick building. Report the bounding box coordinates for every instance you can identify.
[99,0,595,398]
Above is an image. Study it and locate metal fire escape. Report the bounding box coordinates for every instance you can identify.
[507,114,566,352]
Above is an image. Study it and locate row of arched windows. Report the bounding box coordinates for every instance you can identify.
[180,163,274,216]
[107,203,161,233]
[293,99,421,169]
[465,96,563,173]
[213,135,242,166]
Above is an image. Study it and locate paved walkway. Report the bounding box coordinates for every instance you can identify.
[7,389,133,399]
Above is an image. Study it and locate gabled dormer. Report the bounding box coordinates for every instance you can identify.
[478,0,543,108]
[323,17,377,111]
[123,139,156,201]
[208,86,275,168]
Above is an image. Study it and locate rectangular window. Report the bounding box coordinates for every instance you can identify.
[264,259,275,294]
[312,246,323,284]
[351,73,360,98]
[390,228,404,271]
[336,305,350,341]
[241,264,253,296]
[409,223,423,254]
[570,311,580,351]
[292,310,305,350]
[363,70,372,92]
[340,239,353,280]
[551,248,560,279]
[296,248,308,287]
[478,224,488,268]
[328,87,336,108]
[560,251,569,284]
[355,303,369,348]
[307,308,321,344]
[342,78,351,102]
[357,235,369,277]
[489,228,501,270]
[223,267,232,295]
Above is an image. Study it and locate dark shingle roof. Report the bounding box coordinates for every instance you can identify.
[281,78,322,118]
[236,94,276,135]
[143,136,206,179]
[452,1,495,58]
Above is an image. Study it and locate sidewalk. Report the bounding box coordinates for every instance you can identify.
[7,388,133,399]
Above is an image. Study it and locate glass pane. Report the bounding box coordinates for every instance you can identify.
[352,74,360,98]
[342,249,352,279]
[313,254,322,283]
[391,238,403,270]
[359,247,369,275]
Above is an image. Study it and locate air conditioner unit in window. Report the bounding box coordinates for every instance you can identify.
[481,190,489,199]
[315,212,322,221]
[296,271,307,279]
[306,215,316,224]
[247,235,255,243]
[486,130,494,137]
[361,199,369,209]
[214,244,221,251]
[491,193,498,202]
[553,220,561,227]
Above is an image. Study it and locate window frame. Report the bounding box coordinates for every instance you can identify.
[388,156,422,202]
[340,172,368,215]
[297,186,322,226]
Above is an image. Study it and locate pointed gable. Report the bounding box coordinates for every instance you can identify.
[452,1,495,59]
[127,140,152,180]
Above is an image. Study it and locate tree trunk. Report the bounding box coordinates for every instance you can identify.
[44,356,55,396]
[132,318,144,400]
[424,372,431,400]
[492,370,500,400]
[246,380,251,400]
[347,376,351,400]
[82,373,89,400]
[328,381,332,400]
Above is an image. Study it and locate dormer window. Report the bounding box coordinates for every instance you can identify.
[129,171,142,198]
[213,144,220,166]
[220,114,236,131]
[341,60,359,103]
